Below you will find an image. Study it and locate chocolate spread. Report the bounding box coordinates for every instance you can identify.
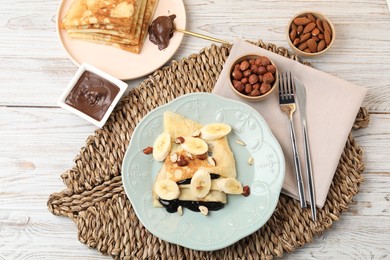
[148,14,176,50]
[65,70,119,121]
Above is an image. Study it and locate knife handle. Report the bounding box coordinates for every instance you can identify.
[303,125,317,220]
[288,118,307,208]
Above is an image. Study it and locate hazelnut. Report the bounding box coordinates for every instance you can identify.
[196,152,208,160]
[257,66,267,75]
[260,83,271,94]
[250,64,258,73]
[249,89,261,96]
[175,136,185,144]
[248,74,258,84]
[243,69,252,77]
[239,60,250,71]
[266,65,276,74]
[262,72,275,84]
[177,155,189,166]
[241,77,248,84]
[252,83,260,90]
[233,80,244,92]
[232,70,243,80]
[261,56,271,66]
[244,84,253,94]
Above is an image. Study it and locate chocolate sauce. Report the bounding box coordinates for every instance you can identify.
[148,14,176,50]
[176,173,221,185]
[65,71,119,121]
[159,199,225,213]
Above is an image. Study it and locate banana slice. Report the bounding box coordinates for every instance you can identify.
[181,136,208,155]
[153,132,171,161]
[190,169,212,198]
[200,123,232,141]
[216,178,243,194]
[154,179,180,200]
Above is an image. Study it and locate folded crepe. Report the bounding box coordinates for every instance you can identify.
[152,112,238,208]
[61,0,158,53]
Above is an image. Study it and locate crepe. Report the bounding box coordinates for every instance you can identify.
[61,0,158,53]
[152,112,238,209]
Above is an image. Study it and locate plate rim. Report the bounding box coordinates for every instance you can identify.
[122,92,285,251]
[56,0,187,80]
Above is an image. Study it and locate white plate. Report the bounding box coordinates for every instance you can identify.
[56,0,186,80]
[122,93,285,251]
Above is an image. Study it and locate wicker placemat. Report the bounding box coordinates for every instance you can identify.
[48,40,369,259]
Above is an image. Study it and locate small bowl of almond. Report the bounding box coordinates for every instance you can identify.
[228,54,278,102]
[287,11,335,57]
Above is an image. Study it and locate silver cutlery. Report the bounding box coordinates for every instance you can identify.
[278,72,307,208]
[295,77,317,221]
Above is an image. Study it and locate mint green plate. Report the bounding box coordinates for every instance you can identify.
[122,93,285,251]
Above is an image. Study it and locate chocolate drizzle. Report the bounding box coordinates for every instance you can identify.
[159,199,225,213]
[148,14,176,50]
[159,173,223,213]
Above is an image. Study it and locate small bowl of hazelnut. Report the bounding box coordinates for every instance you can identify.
[229,54,278,101]
[287,11,335,57]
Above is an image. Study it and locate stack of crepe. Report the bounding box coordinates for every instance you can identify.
[61,0,158,54]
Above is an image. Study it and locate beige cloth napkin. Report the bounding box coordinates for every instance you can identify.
[213,38,367,208]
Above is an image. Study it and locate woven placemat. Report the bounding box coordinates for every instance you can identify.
[48,40,369,259]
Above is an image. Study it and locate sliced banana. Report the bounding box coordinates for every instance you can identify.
[216,178,243,194]
[154,179,180,200]
[153,132,171,161]
[200,123,232,141]
[190,169,212,198]
[180,136,208,155]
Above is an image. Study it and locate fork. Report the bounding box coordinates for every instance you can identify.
[278,71,307,208]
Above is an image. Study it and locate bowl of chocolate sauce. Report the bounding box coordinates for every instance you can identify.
[58,64,128,128]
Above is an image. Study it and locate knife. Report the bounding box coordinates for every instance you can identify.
[294,77,317,221]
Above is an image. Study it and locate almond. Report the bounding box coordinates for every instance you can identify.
[322,20,332,34]
[303,22,316,34]
[316,19,324,32]
[317,40,326,52]
[307,39,317,52]
[290,29,297,41]
[142,146,153,155]
[299,33,311,43]
[311,28,320,36]
[298,41,308,51]
[293,17,312,25]
[324,30,332,45]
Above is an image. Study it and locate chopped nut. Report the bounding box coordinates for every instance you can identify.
[192,130,201,137]
[242,185,250,197]
[198,205,208,216]
[142,146,153,155]
[170,153,178,163]
[177,206,183,216]
[236,139,246,146]
[177,155,189,166]
[196,153,208,160]
[248,156,254,166]
[207,156,216,166]
[186,152,193,159]
[175,136,185,144]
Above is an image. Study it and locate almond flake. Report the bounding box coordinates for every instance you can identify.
[198,205,208,216]
[248,156,254,166]
[170,153,178,163]
[236,139,246,146]
[207,156,216,166]
[192,130,201,137]
[177,206,183,216]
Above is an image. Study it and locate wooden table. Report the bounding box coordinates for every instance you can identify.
[1,0,389,259]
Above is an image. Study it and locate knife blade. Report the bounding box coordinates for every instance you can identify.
[294,77,317,221]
